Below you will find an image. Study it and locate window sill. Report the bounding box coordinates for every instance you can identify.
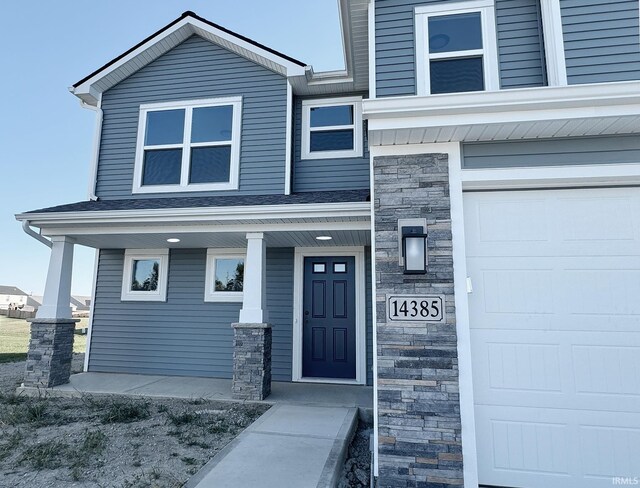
[204,293,244,303]
[120,293,167,302]
[132,182,239,194]
[300,149,363,160]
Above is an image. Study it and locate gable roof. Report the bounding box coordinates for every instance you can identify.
[71,11,308,106]
[0,285,27,296]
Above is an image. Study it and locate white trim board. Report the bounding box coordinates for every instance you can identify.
[83,248,100,372]
[539,0,568,86]
[292,246,367,385]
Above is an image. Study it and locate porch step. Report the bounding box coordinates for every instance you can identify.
[186,403,358,488]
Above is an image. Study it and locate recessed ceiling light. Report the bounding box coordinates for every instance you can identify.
[316,236,332,241]
[167,238,180,243]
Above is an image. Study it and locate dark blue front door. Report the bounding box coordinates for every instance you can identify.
[302,256,356,379]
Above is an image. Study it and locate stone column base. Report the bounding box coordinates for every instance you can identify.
[231,323,272,401]
[24,318,80,388]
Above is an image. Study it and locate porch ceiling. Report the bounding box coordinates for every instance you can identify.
[53,228,371,249]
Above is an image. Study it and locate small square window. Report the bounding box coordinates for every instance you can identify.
[205,250,246,302]
[121,250,169,302]
[313,263,326,273]
[333,263,347,273]
[301,97,363,160]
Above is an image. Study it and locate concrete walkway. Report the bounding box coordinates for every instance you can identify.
[185,403,359,488]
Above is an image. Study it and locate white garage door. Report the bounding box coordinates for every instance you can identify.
[464,188,640,488]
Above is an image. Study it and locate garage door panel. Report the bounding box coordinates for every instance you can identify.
[476,406,640,488]
[472,330,640,412]
[467,257,640,332]
[465,189,640,258]
[465,188,640,488]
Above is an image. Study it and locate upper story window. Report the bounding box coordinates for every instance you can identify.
[415,0,499,95]
[301,97,363,160]
[133,97,242,193]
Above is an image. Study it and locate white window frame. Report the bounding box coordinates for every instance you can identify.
[301,96,363,160]
[121,249,169,302]
[132,97,242,194]
[204,249,246,303]
[415,0,499,96]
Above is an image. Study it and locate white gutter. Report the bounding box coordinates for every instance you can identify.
[78,93,103,201]
[21,220,52,248]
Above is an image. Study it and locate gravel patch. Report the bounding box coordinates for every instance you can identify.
[0,355,269,487]
[338,420,373,488]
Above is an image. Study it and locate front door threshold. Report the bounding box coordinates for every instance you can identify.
[296,377,362,386]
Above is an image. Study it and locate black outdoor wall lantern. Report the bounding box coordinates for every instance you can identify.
[401,226,428,274]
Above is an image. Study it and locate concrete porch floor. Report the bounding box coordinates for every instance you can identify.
[23,372,373,409]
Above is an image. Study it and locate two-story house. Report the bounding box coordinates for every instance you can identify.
[16,2,640,488]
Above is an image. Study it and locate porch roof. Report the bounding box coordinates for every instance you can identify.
[21,189,370,215]
[16,190,372,249]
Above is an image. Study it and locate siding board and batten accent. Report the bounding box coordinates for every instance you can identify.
[462,135,640,168]
[97,35,288,199]
[292,97,370,192]
[89,247,375,385]
[560,0,640,84]
[374,0,546,97]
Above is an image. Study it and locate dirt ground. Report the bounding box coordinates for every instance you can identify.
[0,355,269,488]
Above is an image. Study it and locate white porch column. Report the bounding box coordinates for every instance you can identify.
[37,236,75,319]
[239,232,268,323]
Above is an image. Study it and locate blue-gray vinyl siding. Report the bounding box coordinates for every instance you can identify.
[374,0,546,97]
[462,135,640,168]
[560,0,640,84]
[88,248,293,380]
[292,96,370,192]
[97,35,288,199]
[89,247,374,385]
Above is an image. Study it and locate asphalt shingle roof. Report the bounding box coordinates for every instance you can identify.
[25,190,371,214]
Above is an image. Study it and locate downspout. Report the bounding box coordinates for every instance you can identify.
[21,220,52,248]
[79,93,103,201]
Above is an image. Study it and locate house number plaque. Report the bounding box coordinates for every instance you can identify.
[387,294,445,323]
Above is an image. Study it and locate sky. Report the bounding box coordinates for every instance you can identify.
[0,0,344,296]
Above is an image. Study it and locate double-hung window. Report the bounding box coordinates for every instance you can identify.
[415,0,499,95]
[301,97,363,160]
[133,97,242,193]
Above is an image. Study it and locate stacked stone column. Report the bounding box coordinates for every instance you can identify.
[23,318,79,388]
[231,323,272,400]
[374,153,464,487]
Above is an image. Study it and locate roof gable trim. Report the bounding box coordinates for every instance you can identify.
[71,11,307,105]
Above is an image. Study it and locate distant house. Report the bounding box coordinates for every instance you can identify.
[0,286,28,310]
[25,295,91,314]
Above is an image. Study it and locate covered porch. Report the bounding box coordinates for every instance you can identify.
[15,191,373,402]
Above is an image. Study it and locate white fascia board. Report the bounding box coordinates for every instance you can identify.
[364,82,640,136]
[363,81,640,120]
[16,202,371,226]
[72,17,306,105]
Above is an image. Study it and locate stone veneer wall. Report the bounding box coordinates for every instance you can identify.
[374,154,464,487]
[24,319,77,388]
[231,323,272,401]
